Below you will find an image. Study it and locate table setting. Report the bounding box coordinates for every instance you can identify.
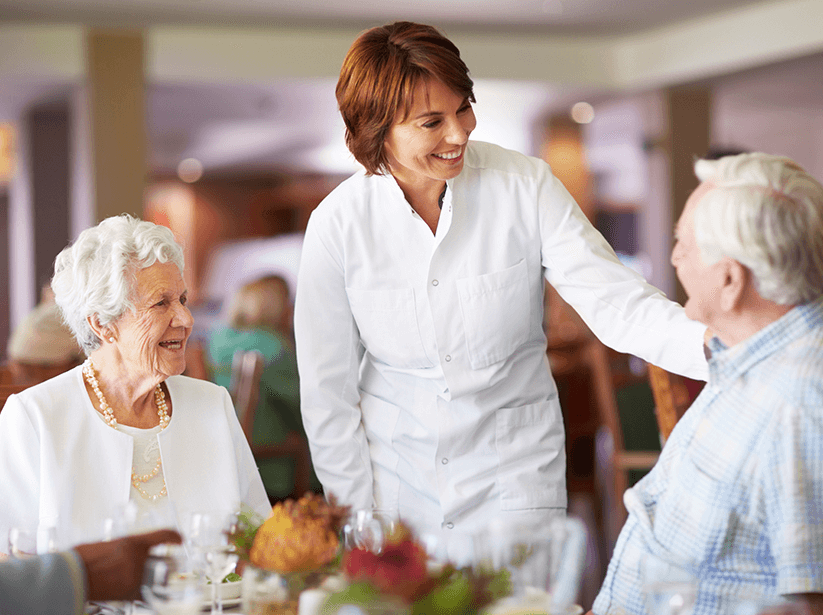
[109,493,588,615]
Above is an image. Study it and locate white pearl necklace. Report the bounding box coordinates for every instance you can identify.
[83,359,170,500]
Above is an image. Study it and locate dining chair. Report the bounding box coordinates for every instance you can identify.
[183,338,211,380]
[230,349,265,442]
[229,349,313,499]
[2,358,81,387]
[0,383,32,413]
[646,364,693,444]
[583,341,661,560]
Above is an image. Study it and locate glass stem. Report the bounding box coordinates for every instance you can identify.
[211,580,222,615]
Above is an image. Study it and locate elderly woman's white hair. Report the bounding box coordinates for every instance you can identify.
[692,152,823,305]
[51,214,185,354]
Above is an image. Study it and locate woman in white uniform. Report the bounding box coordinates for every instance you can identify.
[0,215,270,552]
[294,21,708,550]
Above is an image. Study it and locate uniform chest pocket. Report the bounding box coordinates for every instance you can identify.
[346,287,434,369]
[456,259,531,370]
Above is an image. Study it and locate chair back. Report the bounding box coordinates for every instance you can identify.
[0,383,32,413]
[647,364,693,443]
[183,339,210,380]
[583,341,660,557]
[230,349,265,442]
[228,348,314,499]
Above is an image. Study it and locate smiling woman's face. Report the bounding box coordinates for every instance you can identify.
[112,261,193,381]
[383,77,476,194]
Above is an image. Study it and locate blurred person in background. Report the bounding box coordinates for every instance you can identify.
[0,214,269,552]
[593,153,823,615]
[294,20,709,556]
[5,279,83,383]
[208,275,318,501]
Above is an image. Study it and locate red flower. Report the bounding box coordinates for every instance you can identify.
[343,540,431,602]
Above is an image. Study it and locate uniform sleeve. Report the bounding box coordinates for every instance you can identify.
[537,169,708,380]
[0,394,42,553]
[764,402,823,595]
[294,210,374,510]
[0,551,85,615]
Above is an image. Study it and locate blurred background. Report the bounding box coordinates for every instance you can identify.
[1,0,822,602]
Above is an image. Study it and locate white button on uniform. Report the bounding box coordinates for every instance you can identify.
[446,522,454,529]
[432,279,439,286]
[444,355,451,362]
[441,458,448,465]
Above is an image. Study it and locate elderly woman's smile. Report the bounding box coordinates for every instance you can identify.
[113,261,193,379]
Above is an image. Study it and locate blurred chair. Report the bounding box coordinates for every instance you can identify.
[0,383,32,413]
[647,364,697,443]
[3,358,81,387]
[183,338,210,380]
[0,364,13,385]
[584,341,661,561]
[231,349,265,440]
[230,349,312,499]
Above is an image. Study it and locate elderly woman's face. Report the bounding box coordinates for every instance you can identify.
[113,261,193,380]
[383,78,476,191]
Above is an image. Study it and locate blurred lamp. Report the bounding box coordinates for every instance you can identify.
[571,102,595,124]
[177,158,203,183]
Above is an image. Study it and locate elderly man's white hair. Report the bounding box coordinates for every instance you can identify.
[693,152,823,305]
[51,214,185,354]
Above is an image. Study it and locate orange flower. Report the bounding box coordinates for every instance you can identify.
[249,495,341,573]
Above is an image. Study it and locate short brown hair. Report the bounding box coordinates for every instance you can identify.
[336,21,475,176]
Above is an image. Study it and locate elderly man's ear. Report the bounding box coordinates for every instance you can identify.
[719,258,749,313]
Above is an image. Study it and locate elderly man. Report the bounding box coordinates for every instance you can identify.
[0,529,180,615]
[593,153,823,615]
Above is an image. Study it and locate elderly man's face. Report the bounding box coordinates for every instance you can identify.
[671,182,725,325]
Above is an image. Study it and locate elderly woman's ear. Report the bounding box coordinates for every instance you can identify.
[86,315,116,345]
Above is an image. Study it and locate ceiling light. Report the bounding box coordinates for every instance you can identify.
[177,158,203,183]
[571,102,594,124]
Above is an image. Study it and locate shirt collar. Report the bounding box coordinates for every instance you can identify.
[707,296,823,386]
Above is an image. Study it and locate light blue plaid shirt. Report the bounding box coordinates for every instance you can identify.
[594,297,823,615]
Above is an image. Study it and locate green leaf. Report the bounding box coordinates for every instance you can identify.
[321,581,382,614]
[413,576,472,615]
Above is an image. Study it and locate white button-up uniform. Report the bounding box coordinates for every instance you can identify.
[294,141,707,540]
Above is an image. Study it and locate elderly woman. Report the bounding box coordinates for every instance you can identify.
[0,215,270,551]
[294,21,710,555]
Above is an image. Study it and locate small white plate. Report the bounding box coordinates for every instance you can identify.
[201,597,242,611]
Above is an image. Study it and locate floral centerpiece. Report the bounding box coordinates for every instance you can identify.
[231,493,511,615]
[325,522,511,615]
[229,493,349,615]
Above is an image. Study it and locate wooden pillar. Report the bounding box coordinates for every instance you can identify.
[86,29,146,221]
[542,115,594,221]
[29,104,71,291]
[663,87,711,304]
[0,123,13,358]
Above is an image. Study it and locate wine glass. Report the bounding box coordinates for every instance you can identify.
[7,526,57,557]
[141,543,205,615]
[185,511,240,615]
[342,508,399,554]
[7,527,37,557]
[473,517,588,614]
